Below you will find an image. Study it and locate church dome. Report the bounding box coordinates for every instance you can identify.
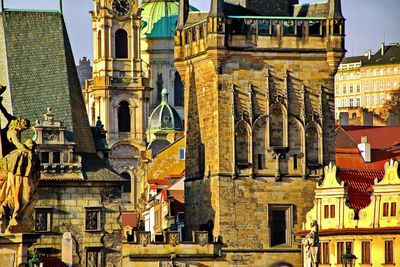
[148,88,183,131]
[140,0,199,38]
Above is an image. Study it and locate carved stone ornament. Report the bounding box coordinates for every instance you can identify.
[167,231,180,247]
[195,231,208,246]
[138,232,150,247]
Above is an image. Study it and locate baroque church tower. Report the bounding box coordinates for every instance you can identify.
[85,0,152,175]
[174,0,345,265]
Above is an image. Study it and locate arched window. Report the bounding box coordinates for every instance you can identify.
[115,29,128,58]
[97,30,102,59]
[253,117,267,170]
[235,122,250,166]
[121,172,131,193]
[270,105,284,147]
[174,72,184,107]
[288,118,303,170]
[118,101,131,132]
[306,122,321,165]
[156,74,163,104]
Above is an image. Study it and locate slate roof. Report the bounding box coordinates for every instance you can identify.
[0,11,95,153]
[293,2,328,17]
[0,11,123,182]
[338,168,384,211]
[340,44,400,67]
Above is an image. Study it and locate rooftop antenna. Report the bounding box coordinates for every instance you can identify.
[59,0,63,14]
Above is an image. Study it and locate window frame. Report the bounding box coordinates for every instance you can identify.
[34,207,52,232]
[267,204,294,247]
[86,247,102,267]
[319,242,330,264]
[85,207,103,232]
[178,148,185,160]
[361,241,371,264]
[385,240,394,264]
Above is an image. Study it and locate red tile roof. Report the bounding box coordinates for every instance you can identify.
[338,168,384,211]
[341,125,400,149]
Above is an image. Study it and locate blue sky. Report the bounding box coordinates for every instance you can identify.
[3,0,399,62]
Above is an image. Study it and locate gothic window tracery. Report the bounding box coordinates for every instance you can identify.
[115,29,128,58]
[235,121,251,166]
[253,116,267,170]
[288,118,304,170]
[269,104,285,147]
[305,122,321,165]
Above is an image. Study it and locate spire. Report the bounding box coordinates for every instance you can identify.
[177,0,189,30]
[209,0,224,17]
[328,0,344,19]
[161,88,169,104]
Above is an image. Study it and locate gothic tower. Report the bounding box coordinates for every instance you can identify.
[85,0,152,177]
[174,0,345,265]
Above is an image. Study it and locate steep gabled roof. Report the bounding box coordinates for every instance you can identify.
[0,11,95,153]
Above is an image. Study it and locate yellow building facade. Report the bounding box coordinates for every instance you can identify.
[303,161,400,266]
[335,43,400,123]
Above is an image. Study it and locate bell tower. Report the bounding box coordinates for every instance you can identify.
[85,0,151,174]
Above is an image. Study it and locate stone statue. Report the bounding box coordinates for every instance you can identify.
[0,88,40,233]
[304,220,319,267]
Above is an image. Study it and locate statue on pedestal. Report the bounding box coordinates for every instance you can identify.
[0,86,40,233]
[304,220,319,267]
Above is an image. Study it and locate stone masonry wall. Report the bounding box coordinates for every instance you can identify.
[31,184,122,266]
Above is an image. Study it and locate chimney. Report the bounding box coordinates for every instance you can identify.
[358,136,371,163]
[388,113,400,126]
[381,42,385,56]
[362,110,373,126]
[367,50,371,60]
[339,112,349,126]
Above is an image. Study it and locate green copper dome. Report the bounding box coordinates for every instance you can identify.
[148,88,183,131]
[140,0,198,38]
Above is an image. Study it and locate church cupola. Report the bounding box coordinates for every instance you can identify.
[147,88,184,145]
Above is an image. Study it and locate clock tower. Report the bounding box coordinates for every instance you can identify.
[85,0,151,181]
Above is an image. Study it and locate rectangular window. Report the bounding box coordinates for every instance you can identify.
[387,81,391,89]
[85,207,102,231]
[379,94,384,104]
[342,99,347,107]
[283,20,295,35]
[41,152,49,164]
[337,242,344,264]
[293,154,297,170]
[383,202,389,217]
[349,85,353,93]
[356,97,361,107]
[258,20,271,36]
[380,81,383,89]
[324,205,329,218]
[373,82,376,90]
[391,202,397,217]
[385,240,394,264]
[35,208,52,232]
[373,95,377,105]
[309,20,322,35]
[330,205,336,218]
[366,95,370,106]
[268,205,293,247]
[365,83,370,91]
[361,241,371,264]
[178,148,185,160]
[53,152,61,164]
[342,86,347,94]
[86,248,102,267]
[319,242,330,264]
[349,98,354,107]
[356,84,360,93]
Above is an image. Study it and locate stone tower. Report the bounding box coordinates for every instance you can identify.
[85,0,152,175]
[174,0,345,265]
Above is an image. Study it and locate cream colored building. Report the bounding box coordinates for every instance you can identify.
[303,161,400,266]
[335,43,400,121]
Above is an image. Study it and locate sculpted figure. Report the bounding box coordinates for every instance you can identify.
[304,220,319,267]
[0,88,40,233]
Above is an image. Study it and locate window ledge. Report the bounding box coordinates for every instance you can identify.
[85,229,103,233]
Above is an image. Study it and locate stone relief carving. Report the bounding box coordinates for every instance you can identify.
[139,232,150,247]
[167,232,179,247]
